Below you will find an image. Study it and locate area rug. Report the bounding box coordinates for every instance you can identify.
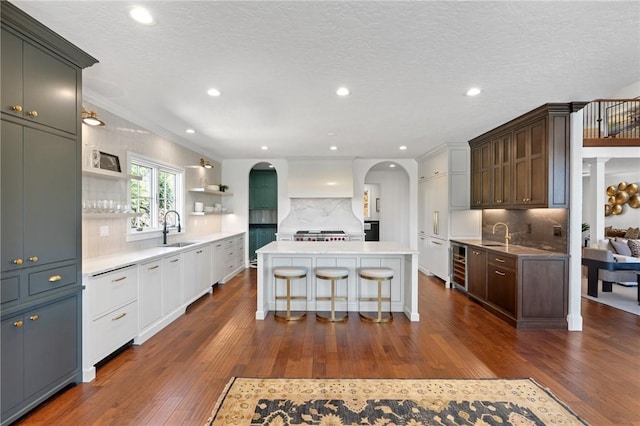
[581,278,640,316]
[206,377,587,425]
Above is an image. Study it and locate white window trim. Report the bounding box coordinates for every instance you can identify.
[126,151,185,242]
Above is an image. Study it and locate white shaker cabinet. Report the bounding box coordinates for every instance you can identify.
[139,259,163,332]
[162,254,182,316]
[182,244,212,304]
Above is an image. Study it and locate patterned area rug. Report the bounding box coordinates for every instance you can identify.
[206,377,587,425]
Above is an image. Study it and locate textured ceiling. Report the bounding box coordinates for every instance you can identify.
[11,1,640,161]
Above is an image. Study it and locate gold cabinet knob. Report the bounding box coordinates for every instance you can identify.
[29,314,39,321]
[29,256,39,262]
[10,105,23,112]
[14,320,24,327]
[48,275,62,282]
[13,258,23,265]
[27,110,38,117]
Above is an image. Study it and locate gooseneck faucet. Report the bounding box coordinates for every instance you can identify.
[163,210,181,245]
[492,222,511,248]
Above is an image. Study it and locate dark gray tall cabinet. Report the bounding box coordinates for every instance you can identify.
[1,3,97,424]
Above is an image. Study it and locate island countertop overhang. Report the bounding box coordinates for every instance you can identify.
[256,241,418,255]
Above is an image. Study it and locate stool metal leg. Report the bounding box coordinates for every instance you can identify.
[274,273,307,322]
[359,276,393,323]
[316,274,348,323]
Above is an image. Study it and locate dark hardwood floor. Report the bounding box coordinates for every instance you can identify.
[15,268,640,425]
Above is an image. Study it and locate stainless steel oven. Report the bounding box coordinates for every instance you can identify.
[294,230,348,241]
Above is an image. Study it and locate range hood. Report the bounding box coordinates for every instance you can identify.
[288,159,354,198]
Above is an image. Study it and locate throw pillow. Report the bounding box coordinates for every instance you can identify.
[625,227,640,239]
[610,239,633,256]
[628,239,640,257]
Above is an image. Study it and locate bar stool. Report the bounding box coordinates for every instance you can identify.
[315,267,349,322]
[273,267,308,321]
[358,267,393,323]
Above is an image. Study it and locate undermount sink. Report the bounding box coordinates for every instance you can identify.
[162,241,198,248]
[480,243,505,247]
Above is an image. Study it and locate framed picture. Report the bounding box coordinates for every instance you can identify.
[99,151,121,172]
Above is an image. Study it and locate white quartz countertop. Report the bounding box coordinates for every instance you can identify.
[256,241,418,255]
[83,231,244,276]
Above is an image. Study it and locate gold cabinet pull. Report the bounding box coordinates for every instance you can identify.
[13,320,23,327]
[148,265,160,270]
[29,256,39,262]
[48,275,62,282]
[29,314,39,321]
[112,276,127,282]
[112,312,127,321]
[170,258,179,263]
[10,105,23,112]
[495,270,506,276]
[494,258,505,263]
[13,258,23,265]
[27,110,38,117]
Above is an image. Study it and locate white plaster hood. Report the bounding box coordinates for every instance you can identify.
[288,159,353,198]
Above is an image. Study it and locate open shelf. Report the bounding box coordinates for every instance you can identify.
[83,212,140,219]
[190,211,233,216]
[188,187,233,196]
[83,168,142,181]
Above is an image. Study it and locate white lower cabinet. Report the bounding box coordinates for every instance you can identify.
[82,233,245,382]
[139,259,163,331]
[83,265,139,382]
[162,254,182,315]
[182,244,212,304]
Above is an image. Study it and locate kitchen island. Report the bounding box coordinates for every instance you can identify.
[255,241,420,321]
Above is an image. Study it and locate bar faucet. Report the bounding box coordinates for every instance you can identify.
[163,210,181,244]
[492,222,511,248]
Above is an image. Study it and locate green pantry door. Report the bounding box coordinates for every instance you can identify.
[249,168,277,262]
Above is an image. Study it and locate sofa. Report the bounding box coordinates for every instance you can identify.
[583,238,640,289]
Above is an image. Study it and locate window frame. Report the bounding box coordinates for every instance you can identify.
[127,152,185,242]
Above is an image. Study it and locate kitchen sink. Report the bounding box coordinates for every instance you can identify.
[161,241,198,248]
[480,243,505,247]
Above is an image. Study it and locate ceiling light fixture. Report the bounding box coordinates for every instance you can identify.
[261,146,269,150]
[200,158,213,169]
[389,164,396,168]
[207,88,221,97]
[129,6,156,25]
[81,109,105,126]
[399,145,407,150]
[330,146,338,151]
[466,87,482,97]
[186,129,195,134]
[336,87,350,96]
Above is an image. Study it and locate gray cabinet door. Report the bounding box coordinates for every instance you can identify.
[23,295,78,398]
[1,28,23,117]
[1,120,24,272]
[24,127,77,266]
[1,313,25,412]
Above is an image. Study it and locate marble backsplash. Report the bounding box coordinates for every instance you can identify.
[279,198,361,233]
[482,208,568,253]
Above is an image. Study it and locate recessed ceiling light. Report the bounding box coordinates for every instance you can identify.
[466,87,482,97]
[330,146,338,151]
[399,145,407,150]
[129,6,156,25]
[261,146,269,150]
[336,87,350,97]
[268,164,274,168]
[186,129,195,134]
[207,88,221,97]
[327,132,335,137]
[389,164,396,168]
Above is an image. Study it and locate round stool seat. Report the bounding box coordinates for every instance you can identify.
[274,267,308,278]
[359,268,394,279]
[315,267,349,279]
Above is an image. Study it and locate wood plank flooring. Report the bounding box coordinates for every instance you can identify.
[14,268,640,425]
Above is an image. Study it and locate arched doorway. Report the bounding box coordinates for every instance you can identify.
[248,162,278,263]
[363,161,410,246]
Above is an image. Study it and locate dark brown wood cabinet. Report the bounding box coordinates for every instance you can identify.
[467,248,487,299]
[459,242,569,329]
[470,142,491,207]
[469,103,585,209]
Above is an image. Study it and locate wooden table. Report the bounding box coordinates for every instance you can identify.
[581,257,640,304]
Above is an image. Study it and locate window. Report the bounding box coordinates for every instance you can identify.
[129,155,184,238]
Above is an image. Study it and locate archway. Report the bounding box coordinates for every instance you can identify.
[248,162,278,263]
